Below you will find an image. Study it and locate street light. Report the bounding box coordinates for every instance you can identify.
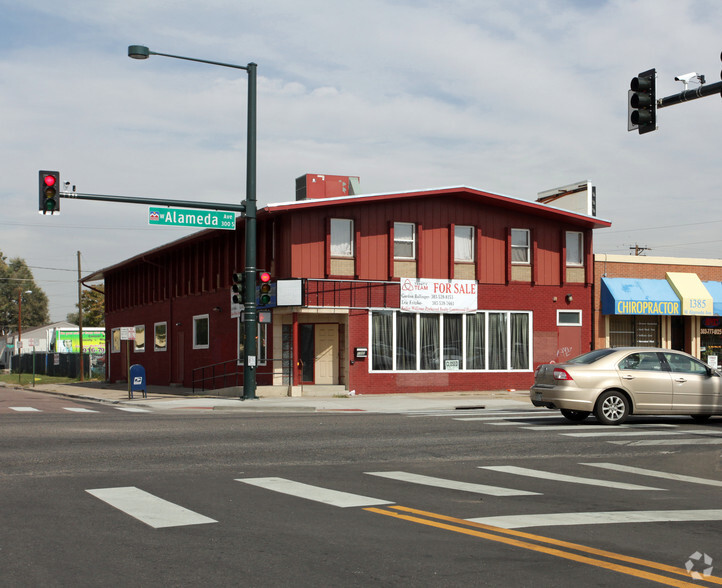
[128,44,259,400]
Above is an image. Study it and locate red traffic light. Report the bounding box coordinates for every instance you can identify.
[259,271,271,283]
[43,174,57,187]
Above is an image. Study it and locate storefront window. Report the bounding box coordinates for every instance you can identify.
[372,311,393,370]
[700,317,722,367]
[466,313,485,369]
[608,315,660,348]
[396,313,416,370]
[370,310,531,371]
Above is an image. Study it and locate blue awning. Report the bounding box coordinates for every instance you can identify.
[601,277,681,316]
[703,281,722,316]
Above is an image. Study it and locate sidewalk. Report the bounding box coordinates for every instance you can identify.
[6,380,534,413]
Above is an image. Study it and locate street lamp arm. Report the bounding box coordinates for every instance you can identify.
[128,45,252,71]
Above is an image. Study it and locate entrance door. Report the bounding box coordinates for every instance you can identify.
[173,331,184,384]
[300,324,315,383]
[315,324,339,385]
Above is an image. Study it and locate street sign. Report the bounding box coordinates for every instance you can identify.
[149,207,236,230]
[120,327,136,341]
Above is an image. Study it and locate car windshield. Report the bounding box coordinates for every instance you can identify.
[566,349,618,365]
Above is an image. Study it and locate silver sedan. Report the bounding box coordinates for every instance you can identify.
[530,347,722,425]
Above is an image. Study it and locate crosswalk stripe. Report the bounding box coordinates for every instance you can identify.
[366,471,540,497]
[609,438,722,446]
[479,466,665,491]
[467,509,722,530]
[114,407,151,413]
[560,430,682,438]
[237,477,393,508]
[582,463,722,487]
[86,487,217,528]
[455,414,561,422]
[63,407,99,413]
[9,407,41,412]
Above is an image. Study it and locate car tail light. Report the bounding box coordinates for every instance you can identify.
[553,368,573,381]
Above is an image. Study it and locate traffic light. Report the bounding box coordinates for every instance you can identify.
[38,170,60,214]
[258,271,272,306]
[629,69,656,134]
[231,272,245,305]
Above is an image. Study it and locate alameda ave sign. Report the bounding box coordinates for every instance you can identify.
[149,207,236,230]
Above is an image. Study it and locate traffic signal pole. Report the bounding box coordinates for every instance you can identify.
[657,80,722,109]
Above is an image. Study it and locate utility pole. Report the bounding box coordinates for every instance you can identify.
[77,251,84,382]
[630,244,651,256]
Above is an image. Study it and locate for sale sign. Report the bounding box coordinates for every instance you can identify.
[400,278,477,313]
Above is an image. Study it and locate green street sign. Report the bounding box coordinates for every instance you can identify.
[148,207,236,230]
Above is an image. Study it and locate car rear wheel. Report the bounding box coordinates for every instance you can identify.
[561,409,590,422]
[690,414,711,423]
[595,390,629,425]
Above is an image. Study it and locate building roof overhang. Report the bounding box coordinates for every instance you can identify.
[83,184,611,284]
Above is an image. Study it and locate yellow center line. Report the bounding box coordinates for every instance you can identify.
[364,506,717,588]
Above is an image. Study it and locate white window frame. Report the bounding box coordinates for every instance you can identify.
[511,229,530,264]
[454,225,474,262]
[566,231,584,266]
[154,321,168,352]
[394,222,416,260]
[193,314,210,350]
[330,218,354,258]
[557,310,582,326]
[133,324,146,352]
[368,309,533,372]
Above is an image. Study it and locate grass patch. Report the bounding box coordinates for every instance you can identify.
[0,373,94,387]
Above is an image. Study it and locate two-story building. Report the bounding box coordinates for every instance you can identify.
[86,174,610,394]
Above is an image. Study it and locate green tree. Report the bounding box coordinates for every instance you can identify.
[0,252,50,334]
[66,285,105,327]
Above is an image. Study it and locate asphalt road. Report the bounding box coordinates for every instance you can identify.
[2,389,722,587]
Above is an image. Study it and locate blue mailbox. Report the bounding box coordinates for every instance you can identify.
[129,364,147,399]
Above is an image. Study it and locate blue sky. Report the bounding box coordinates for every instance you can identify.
[1,0,721,321]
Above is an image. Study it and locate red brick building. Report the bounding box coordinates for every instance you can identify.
[87,175,610,394]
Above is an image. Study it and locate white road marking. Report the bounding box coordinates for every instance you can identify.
[64,407,99,413]
[455,414,561,422]
[366,471,540,497]
[9,407,41,412]
[114,407,151,413]
[582,463,722,487]
[560,430,682,438]
[609,438,722,446]
[479,466,665,491]
[86,487,217,528]
[237,477,393,508]
[467,509,722,529]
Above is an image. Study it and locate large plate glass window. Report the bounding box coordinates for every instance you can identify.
[370,310,531,371]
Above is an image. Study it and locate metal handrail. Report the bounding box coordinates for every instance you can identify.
[192,356,292,394]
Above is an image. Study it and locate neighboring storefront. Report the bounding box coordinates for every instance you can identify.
[594,254,722,366]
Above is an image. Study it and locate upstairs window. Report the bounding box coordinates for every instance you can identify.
[454,225,474,262]
[330,218,354,257]
[566,231,583,266]
[511,229,530,264]
[394,222,416,259]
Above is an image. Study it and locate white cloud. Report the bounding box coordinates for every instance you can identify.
[1,0,721,320]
